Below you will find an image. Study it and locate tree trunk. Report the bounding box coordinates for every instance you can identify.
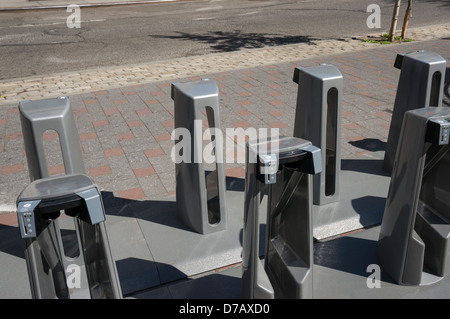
[401,0,412,39]
[388,0,401,42]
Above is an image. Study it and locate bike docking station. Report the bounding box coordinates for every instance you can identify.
[8,79,257,299]
[150,53,450,299]
[287,52,450,298]
[235,56,449,299]
[311,106,450,298]
[105,78,258,297]
[171,79,227,234]
[6,50,450,300]
[292,62,391,240]
[241,136,322,299]
[16,97,122,299]
[383,50,447,173]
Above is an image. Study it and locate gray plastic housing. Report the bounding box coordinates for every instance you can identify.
[377,107,450,286]
[19,96,85,181]
[17,97,121,299]
[171,79,227,234]
[383,50,447,173]
[293,64,342,206]
[16,174,122,299]
[241,136,322,299]
[17,174,106,239]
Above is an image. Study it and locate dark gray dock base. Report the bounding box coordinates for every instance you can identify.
[2,154,449,299]
[132,225,450,299]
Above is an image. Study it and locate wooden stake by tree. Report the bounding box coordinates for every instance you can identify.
[401,0,412,39]
[388,0,401,42]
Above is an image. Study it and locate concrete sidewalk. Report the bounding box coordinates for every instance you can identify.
[0,24,449,298]
[0,24,449,214]
[1,32,448,214]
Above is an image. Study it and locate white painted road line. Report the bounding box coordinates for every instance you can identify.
[195,5,223,12]
[193,17,217,21]
[7,19,106,28]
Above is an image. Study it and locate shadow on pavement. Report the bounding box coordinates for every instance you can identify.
[150,30,317,53]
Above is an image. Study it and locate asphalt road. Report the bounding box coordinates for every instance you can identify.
[0,0,449,80]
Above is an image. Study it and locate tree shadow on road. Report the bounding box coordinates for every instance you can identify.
[150,30,318,53]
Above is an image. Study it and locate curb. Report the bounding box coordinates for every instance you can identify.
[0,23,449,106]
[0,0,191,12]
[0,38,375,105]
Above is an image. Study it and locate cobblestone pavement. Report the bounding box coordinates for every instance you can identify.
[1,23,449,105]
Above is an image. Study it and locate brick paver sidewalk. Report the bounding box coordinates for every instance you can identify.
[0,24,449,222]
